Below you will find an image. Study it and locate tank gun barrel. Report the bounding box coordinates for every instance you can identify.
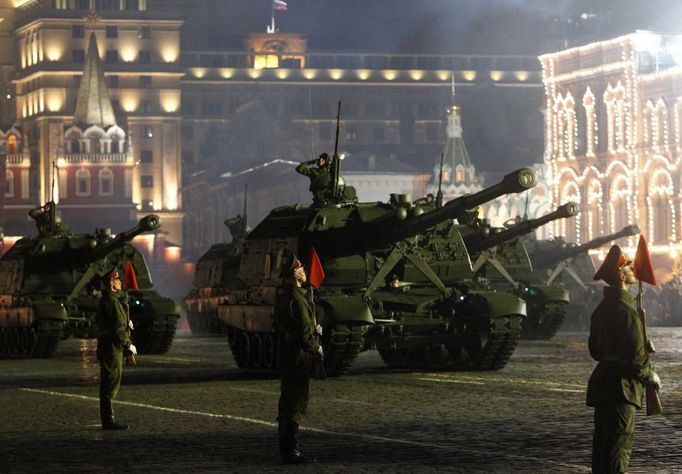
[370,168,537,245]
[466,202,580,253]
[88,215,161,262]
[532,224,640,268]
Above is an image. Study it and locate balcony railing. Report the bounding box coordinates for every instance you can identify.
[64,153,129,163]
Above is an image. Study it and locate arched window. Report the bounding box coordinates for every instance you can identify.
[71,139,81,154]
[76,168,91,196]
[99,168,114,196]
[111,139,120,154]
[7,135,17,154]
[5,169,14,197]
[587,179,603,240]
[649,168,674,245]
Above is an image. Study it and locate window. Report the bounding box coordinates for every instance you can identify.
[76,168,91,196]
[143,126,153,138]
[73,50,85,63]
[138,26,151,39]
[70,139,81,154]
[139,100,152,113]
[99,169,114,196]
[140,150,153,163]
[5,169,14,197]
[141,175,153,188]
[106,50,118,63]
[138,50,151,64]
[7,135,17,154]
[182,125,194,140]
[72,25,85,38]
[105,26,118,38]
[107,75,119,87]
[139,76,152,88]
[111,140,120,153]
[372,126,385,142]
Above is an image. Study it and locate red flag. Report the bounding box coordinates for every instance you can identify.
[273,0,287,11]
[633,234,657,287]
[308,247,325,289]
[123,260,139,290]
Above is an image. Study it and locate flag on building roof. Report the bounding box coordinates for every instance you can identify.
[273,0,288,11]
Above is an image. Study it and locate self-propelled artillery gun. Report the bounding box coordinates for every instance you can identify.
[0,204,180,358]
[217,167,537,375]
[457,203,580,340]
[183,214,249,335]
[522,224,640,331]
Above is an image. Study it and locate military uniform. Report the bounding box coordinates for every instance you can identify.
[275,279,321,463]
[96,275,135,430]
[587,247,657,473]
[296,157,331,205]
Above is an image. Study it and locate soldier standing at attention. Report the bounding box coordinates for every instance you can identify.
[275,255,324,464]
[296,153,332,205]
[587,245,661,473]
[96,270,137,430]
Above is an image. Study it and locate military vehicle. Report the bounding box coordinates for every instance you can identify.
[0,203,180,358]
[457,203,580,340]
[183,214,249,335]
[217,167,537,375]
[523,224,640,331]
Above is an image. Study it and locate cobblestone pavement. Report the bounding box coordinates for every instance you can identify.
[1,328,682,473]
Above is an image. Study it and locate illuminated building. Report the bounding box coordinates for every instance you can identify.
[541,31,682,265]
[0,0,183,243]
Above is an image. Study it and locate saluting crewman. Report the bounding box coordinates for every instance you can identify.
[274,255,324,464]
[296,153,332,205]
[587,245,661,473]
[96,270,137,430]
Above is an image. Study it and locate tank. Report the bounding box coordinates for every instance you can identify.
[216,167,537,375]
[456,203,580,340]
[0,203,180,358]
[183,214,249,335]
[523,224,641,331]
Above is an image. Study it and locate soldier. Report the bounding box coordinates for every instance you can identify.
[587,245,661,473]
[96,270,137,430]
[296,153,332,205]
[274,255,323,464]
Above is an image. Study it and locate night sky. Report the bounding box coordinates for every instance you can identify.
[198,0,682,54]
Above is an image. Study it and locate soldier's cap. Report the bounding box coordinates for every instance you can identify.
[594,244,632,282]
[285,254,303,275]
[106,270,121,281]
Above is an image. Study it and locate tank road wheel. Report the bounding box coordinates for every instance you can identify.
[523,302,568,340]
[0,328,8,356]
[456,317,523,370]
[156,320,178,354]
[262,333,276,369]
[7,328,19,356]
[236,331,251,368]
[250,334,263,368]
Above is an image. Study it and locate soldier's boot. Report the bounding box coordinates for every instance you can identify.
[277,418,290,462]
[280,420,307,464]
[100,398,128,430]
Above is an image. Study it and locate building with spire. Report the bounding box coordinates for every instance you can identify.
[0,0,183,242]
[427,79,483,200]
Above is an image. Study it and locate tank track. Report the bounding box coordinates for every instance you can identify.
[227,324,362,376]
[187,310,226,336]
[133,319,178,354]
[464,315,524,370]
[377,316,523,371]
[522,301,568,340]
[0,324,62,358]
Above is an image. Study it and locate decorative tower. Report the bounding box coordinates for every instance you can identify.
[428,76,483,200]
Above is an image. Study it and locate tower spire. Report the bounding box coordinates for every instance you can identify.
[73,18,116,127]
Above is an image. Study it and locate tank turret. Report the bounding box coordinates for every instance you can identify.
[531,224,641,269]
[0,207,179,358]
[368,168,537,246]
[465,203,580,253]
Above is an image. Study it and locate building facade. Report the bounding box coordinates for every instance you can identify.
[541,31,682,265]
[0,0,183,241]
